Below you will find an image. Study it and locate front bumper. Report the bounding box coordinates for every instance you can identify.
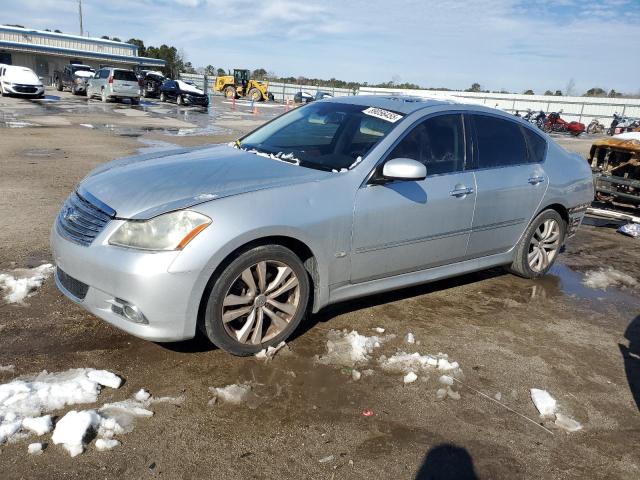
[3,83,44,96]
[184,95,209,106]
[51,222,201,342]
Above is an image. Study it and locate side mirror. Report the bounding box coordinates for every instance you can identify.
[379,158,426,182]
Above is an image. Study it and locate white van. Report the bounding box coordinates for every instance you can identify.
[0,65,45,98]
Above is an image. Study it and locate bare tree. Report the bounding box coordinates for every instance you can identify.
[565,78,576,97]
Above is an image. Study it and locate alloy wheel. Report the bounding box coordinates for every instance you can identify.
[221,260,301,345]
[528,219,561,272]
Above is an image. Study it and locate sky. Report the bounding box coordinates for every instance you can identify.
[4,0,640,94]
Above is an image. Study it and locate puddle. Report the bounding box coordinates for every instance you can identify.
[136,138,180,154]
[546,262,638,310]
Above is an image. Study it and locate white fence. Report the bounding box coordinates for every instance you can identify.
[358,87,640,125]
[178,72,640,125]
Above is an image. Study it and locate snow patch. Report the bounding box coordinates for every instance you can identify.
[95,438,120,451]
[378,351,459,373]
[134,389,151,402]
[51,409,101,457]
[0,365,15,373]
[0,264,54,304]
[28,442,44,455]
[403,372,418,384]
[209,384,251,405]
[87,370,123,389]
[554,413,583,432]
[583,267,637,290]
[404,333,415,344]
[530,389,557,417]
[255,341,287,361]
[315,330,388,366]
[22,415,52,436]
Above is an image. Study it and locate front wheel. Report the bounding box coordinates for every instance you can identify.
[248,88,262,102]
[101,89,109,103]
[177,94,183,106]
[56,79,63,92]
[159,92,166,102]
[201,245,310,356]
[508,210,565,279]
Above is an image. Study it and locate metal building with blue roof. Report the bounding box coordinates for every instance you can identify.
[0,25,165,84]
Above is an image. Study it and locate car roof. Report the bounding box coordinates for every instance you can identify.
[327,94,504,116]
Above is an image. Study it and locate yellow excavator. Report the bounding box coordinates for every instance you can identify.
[214,69,272,101]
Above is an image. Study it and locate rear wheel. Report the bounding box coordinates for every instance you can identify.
[101,89,109,103]
[224,86,236,99]
[508,210,565,279]
[201,245,310,356]
[159,92,166,102]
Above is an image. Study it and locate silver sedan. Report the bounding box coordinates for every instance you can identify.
[51,96,594,355]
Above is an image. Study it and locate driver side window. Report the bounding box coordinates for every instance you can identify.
[387,114,465,176]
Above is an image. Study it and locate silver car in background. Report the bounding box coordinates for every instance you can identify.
[51,96,594,355]
[87,67,140,104]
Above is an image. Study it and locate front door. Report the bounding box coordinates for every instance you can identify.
[351,113,476,283]
[466,114,549,258]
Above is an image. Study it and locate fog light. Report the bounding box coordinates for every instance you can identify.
[110,298,148,324]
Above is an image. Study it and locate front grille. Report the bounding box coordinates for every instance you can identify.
[56,191,115,246]
[56,268,89,300]
[14,84,37,93]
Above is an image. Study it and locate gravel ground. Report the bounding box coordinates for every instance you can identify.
[0,92,638,479]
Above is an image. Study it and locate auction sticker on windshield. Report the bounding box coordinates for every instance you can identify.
[362,107,403,123]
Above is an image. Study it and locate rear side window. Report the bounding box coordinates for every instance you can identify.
[522,127,547,163]
[113,70,137,81]
[473,115,528,168]
[388,114,465,176]
[99,70,110,79]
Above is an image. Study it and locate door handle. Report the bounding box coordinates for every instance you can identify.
[528,176,545,185]
[449,186,474,197]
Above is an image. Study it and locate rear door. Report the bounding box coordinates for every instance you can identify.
[465,114,548,258]
[112,69,139,95]
[350,113,476,283]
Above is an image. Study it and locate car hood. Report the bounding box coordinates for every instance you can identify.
[79,144,331,219]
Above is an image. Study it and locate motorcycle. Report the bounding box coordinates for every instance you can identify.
[608,113,640,135]
[587,118,605,135]
[543,110,585,136]
[533,110,547,130]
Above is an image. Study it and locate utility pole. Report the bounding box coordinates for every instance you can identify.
[78,0,84,36]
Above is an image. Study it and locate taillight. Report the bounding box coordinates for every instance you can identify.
[108,75,113,84]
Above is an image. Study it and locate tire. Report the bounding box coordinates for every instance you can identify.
[131,97,139,106]
[101,89,109,103]
[177,94,183,106]
[56,79,63,92]
[142,88,147,98]
[201,245,310,356]
[248,88,262,102]
[508,209,566,279]
[159,92,166,102]
[224,86,236,99]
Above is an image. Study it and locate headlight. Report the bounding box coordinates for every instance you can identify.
[109,210,211,251]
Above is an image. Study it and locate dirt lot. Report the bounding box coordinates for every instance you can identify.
[0,92,639,479]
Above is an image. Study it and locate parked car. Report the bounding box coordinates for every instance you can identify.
[139,70,165,98]
[0,65,44,98]
[293,91,314,104]
[87,67,140,104]
[51,96,593,355]
[315,91,333,101]
[159,79,209,106]
[54,64,95,95]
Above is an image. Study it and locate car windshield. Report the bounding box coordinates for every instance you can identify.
[239,102,403,171]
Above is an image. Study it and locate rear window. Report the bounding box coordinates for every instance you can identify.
[113,70,138,81]
[522,127,547,163]
[473,115,528,168]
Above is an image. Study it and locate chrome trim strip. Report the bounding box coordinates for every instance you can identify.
[354,218,525,254]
